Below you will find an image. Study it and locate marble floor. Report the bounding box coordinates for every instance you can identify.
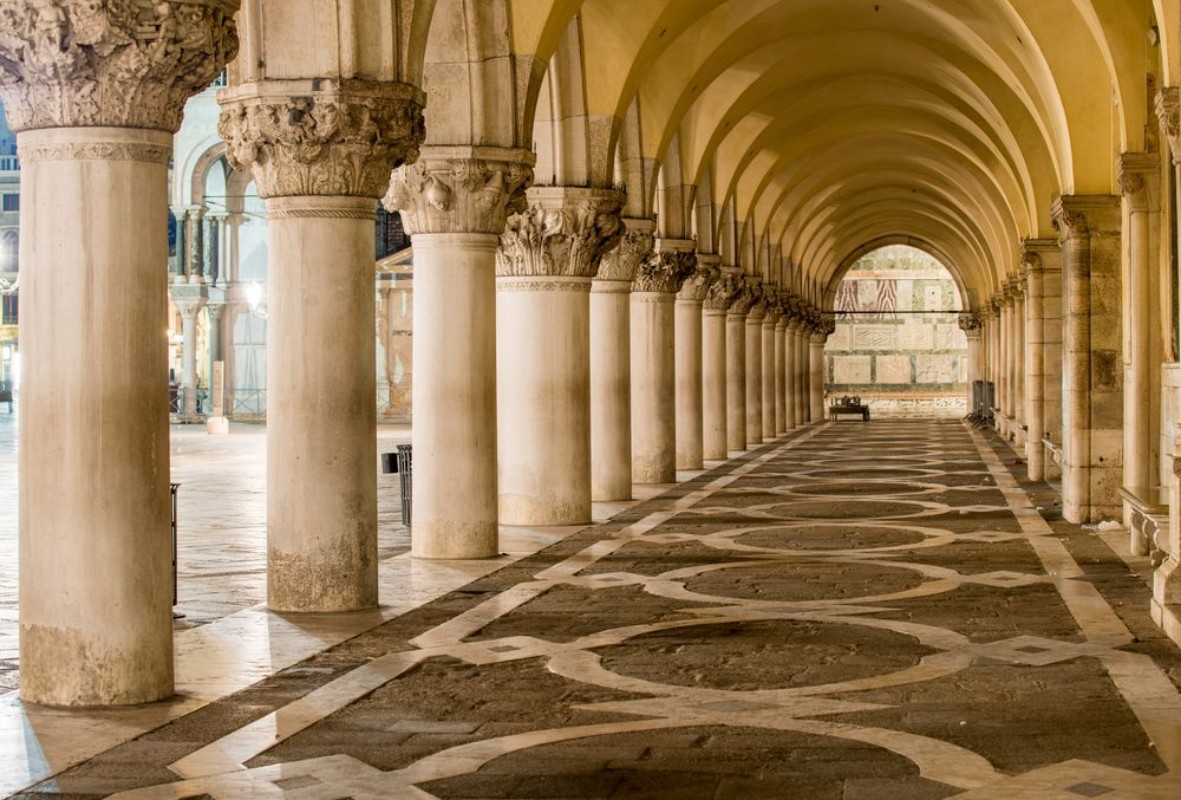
[3,418,1181,798]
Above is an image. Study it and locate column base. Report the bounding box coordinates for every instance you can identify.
[206,416,229,435]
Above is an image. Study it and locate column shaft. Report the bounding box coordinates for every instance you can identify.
[414,234,500,555]
[18,128,174,705]
[702,310,728,459]
[1025,262,1046,480]
[809,334,826,421]
[774,321,787,434]
[633,293,677,481]
[675,297,705,469]
[266,196,378,610]
[745,315,764,445]
[762,319,777,440]
[499,278,592,522]
[591,282,633,500]
[727,312,748,450]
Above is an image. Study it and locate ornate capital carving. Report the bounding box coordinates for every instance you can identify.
[632,250,698,294]
[762,294,783,325]
[597,218,655,283]
[0,1,238,133]
[219,79,425,199]
[747,281,768,322]
[496,187,625,278]
[385,147,534,236]
[728,279,758,315]
[1156,87,1180,160]
[958,312,983,333]
[677,264,718,302]
[1117,152,1160,212]
[1051,195,1120,241]
[704,272,744,312]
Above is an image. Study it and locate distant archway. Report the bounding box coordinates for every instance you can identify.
[825,245,968,418]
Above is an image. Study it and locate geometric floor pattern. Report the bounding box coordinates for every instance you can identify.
[15,420,1181,799]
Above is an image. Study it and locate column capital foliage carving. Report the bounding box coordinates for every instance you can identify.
[677,265,718,302]
[385,147,535,235]
[0,0,239,133]
[704,273,744,311]
[762,294,783,324]
[1051,195,1120,241]
[1156,87,1181,160]
[958,312,983,333]
[727,279,758,314]
[496,187,625,278]
[632,249,698,294]
[747,282,768,321]
[597,219,655,282]
[220,79,425,199]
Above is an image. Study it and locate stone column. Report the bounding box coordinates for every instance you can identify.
[762,297,782,441]
[810,325,829,421]
[959,313,984,413]
[745,282,767,446]
[703,266,738,459]
[1013,278,1028,449]
[206,211,225,286]
[675,260,715,469]
[1119,154,1161,531]
[793,316,812,420]
[221,78,424,604]
[999,294,1013,438]
[591,220,653,501]
[186,206,206,284]
[783,306,800,428]
[727,275,755,450]
[496,187,624,523]
[173,292,206,421]
[774,302,788,434]
[1052,196,1123,523]
[386,149,533,556]
[632,241,697,482]
[1021,240,1058,480]
[1040,251,1066,482]
[3,1,238,706]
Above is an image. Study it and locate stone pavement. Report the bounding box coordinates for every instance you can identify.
[4,418,1181,798]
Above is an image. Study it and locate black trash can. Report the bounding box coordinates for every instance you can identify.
[396,444,412,527]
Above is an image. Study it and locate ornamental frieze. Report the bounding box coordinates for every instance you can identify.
[0,0,239,132]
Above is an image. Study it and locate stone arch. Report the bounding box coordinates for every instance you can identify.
[825,236,973,315]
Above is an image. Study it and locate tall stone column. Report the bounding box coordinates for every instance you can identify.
[386,149,533,555]
[727,276,756,450]
[1039,245,1065,482]
[1119,154,1161,530]
[1021,240,1059,481]
[632,242,697,482]
[591,220,653,501]
[221,78,424,603]
[999,294,1013,438]
[1012,279,1028,449]
[793,316,812,420]
[3,0,238,706]
[959,313,984,413]
[174,293,206,421]
[703,267,739,459]
[745,282,767,446]
[1052,196,1123,523]
[762,297,782,440]
[675,261,715,469]
[810,324,829,422]
[774,305,788,434]
[186,206,207,284]
[496,187,624,522]
[783,305,800,428]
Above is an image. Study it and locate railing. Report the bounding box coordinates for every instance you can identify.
[0,155,18,172]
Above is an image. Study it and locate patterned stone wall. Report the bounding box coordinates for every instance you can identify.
[826,246,967,417]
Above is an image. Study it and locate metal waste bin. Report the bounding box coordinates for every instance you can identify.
[382,445,413,528]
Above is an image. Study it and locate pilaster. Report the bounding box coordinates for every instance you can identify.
[1052,194,1123,523]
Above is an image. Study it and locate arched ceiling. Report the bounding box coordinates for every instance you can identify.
[501,0,1165,309]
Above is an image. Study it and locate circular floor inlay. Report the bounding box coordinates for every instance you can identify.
[768,498,931,520]
[598,620,934,690]
[735,524,928,550]
[683,560,926,602]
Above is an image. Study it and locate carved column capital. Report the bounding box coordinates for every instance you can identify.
[958,312,983,333]
[385,146,535,236]
[0,1,239,133]
[704,271,744,312]
[728,276,758,315]
[632,243,698,294]
[762,293,783,325]
[172,295,206,318]
[1051,195,1121,242]
[677,263,718,302]
[1156,87,1180,161]
[746,279,768,322]
[1118,152,1160,212]
[496,186,625,278]
[596,217,655,283]
[219,78,425,199]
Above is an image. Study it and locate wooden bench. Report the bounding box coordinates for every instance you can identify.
[829,396,870,421]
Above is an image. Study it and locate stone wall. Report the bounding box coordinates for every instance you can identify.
[826,246,967,417]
